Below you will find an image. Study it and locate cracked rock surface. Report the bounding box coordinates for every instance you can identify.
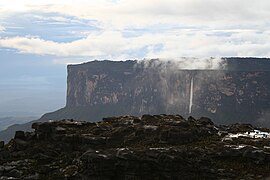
[0,114,270,179]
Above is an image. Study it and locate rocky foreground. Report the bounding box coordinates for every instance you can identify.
[0,115,270,179]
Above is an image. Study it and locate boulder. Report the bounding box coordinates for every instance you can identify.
[197,117,214,125]
[0,141,4,149]
[14,131,25,140]
[5,169,22,178]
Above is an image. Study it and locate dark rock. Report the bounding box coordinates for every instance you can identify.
[188,116,196,122]
[0,166,4,173]
[242,147,266,163]
[227,123,254,133]
[0,141,4,149]
[54,126,66,134]
[3,166,15,172]
[141,114,156,122]
[198,117,214,125]
[14,139,28,151]
[32,122,53,140]
[219,148,242,157]
[24,173,39,180]
[61,165,78,177]
[5,169,22,178]
[133,118,141,123]
[0,115,269,179]
[103,117,119,122]
[14,131,25,140]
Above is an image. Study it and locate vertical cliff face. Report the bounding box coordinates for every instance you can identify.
[2,58,270,143]
[66,60,166,115]
[190,70,270,124]
[65,60,198,118]
[42,58,270,125]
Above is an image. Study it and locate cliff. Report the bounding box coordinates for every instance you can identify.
[43,58,270,125]
[1,58,270,142]
[0,115,270,179]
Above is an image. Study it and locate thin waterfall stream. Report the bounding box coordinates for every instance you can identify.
[189,77,194,114]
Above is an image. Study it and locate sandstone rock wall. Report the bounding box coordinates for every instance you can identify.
[64,58,270,125]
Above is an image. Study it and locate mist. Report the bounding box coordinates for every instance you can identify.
[137,57,227,70]
[134,58,228,116]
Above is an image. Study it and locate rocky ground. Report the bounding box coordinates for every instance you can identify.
[0,114,270,179]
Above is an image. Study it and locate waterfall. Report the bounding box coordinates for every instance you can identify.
[189,77,194,114]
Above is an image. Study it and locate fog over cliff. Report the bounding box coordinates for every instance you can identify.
[135,58,228,116]
[137,57,227,70]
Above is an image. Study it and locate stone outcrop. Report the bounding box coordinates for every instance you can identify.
[0,115,270,179]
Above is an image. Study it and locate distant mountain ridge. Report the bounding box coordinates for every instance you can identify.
[0,116,37,131]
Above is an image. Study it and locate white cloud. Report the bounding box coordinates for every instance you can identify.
[0,25,5,32]
[1,29,270,62]
[1,0,270,29]
[0,31,128,57]
[1,1,270,60]
[0,24,6,32]
[31,0,270,29]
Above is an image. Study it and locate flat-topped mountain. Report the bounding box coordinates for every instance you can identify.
[43,58,270,125]
[1,57,270,142]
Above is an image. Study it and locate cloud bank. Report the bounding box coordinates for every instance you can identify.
[0,0,270,63]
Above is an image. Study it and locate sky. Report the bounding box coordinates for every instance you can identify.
[0,0,270,117]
